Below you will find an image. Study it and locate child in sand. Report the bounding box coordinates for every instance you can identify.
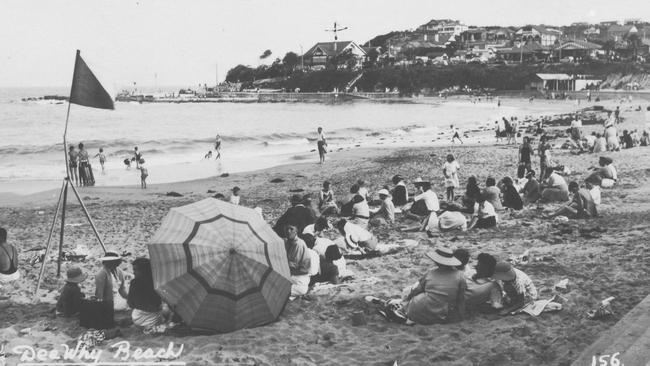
[139,159,148,189]
[492,262,537,315]
[229,186,241,205]
[94,148,106,173]
[318,181,339,216]
[443,154,460,202]
[56,266,87,317]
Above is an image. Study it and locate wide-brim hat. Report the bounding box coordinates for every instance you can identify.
[99,251,123,262]
[377,189,390,196]
[426,247,461,266]
[413,177,430,186]
[493,261,516,281]
[65,266,87,283]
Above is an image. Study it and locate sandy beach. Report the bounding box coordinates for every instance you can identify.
[1,100,649,365]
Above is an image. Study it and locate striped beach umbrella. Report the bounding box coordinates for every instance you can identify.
[148,198,291,332]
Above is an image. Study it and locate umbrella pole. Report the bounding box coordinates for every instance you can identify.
[33,179,66,301]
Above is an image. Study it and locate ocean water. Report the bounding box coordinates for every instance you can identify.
[0,87,574,194]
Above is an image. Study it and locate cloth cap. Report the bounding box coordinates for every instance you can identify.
[377,189,389,196]
[65,266,87,283]
[426,246,461,266]
[493,262,516,281]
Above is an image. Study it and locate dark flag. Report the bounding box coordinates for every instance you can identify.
[69,50,114,110]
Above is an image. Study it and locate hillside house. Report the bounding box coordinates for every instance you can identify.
[515,25,562,47]
[607,25,638,42]
[303,41,367,70]
[553,39,602,59]
[419,19,467,36]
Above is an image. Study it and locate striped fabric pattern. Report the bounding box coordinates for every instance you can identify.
[148,198,291,332]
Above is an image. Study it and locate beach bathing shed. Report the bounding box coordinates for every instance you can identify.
[528,73,602,91]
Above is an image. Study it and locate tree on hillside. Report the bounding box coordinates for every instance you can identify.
[625,33,643,62]
[282,51,300,71]
[260,49,272,60]
[225,64,255,83]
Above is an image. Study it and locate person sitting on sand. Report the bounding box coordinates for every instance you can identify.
[425,202,468,234]
[229,186,241,205]
[545,181,597,219]
[302,216,330,237]
[128,258,166,331]
[391,175,408,207]
[273,194,316,238]
[407,179,439,221]
[351,194,370,227]
[538,135,551,180]
[95,252,127,314]
[493,262,538,314]
[443,154,460,202]
[371,189,395,224]
[340,184,360,216]
[641,130,650,147]
[284,224,312,297]
[592,133,607,153]
[539,169,570,203]
[467,196,498,230]
[585,177,601,210]
[336,219,378,252]
[56,266,87,317]
[304,233,340,286]
[302,194,321,221]
[356,179,370,202]
[0,228,20,289]
[589,156,618,188]
[402,246,466,324]
[482,177,503,211]
[453,250,502,311]
[465,176,482,204]
[500,177,523,210]
[318,181,339,216]
[522,171,541,204]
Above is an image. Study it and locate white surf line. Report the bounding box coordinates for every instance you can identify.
[17,363,186,366]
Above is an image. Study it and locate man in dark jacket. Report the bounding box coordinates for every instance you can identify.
[273,194,316,238]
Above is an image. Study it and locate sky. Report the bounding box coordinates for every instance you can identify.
[0,0,648,88]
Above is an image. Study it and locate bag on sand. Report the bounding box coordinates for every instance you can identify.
[80,299,114,329]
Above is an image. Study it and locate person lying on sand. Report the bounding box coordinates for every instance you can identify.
[539,169,570,203]
[467,196,498,230]
[544,181,597,220]
[424,202,468,235]
[336,219,378,252]
[453,250,502,311]
[493,262,538,315]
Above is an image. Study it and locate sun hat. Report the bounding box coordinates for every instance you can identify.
[426,246,462,266]
[413,177,430,186]
[377,189,390,197]
[493,261,516,281]
[65,266,87,283]
[99,251,123,262]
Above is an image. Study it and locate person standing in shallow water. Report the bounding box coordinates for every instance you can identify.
[317,127,327,164]
[214,134,222,160]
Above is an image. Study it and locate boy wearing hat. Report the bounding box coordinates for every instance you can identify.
[56,266,87,317]
[493,262,537,313]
